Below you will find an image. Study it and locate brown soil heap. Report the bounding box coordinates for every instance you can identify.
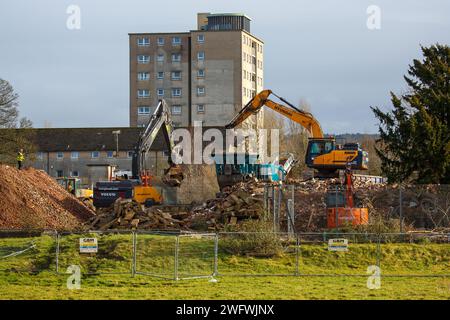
[0,165,94,230]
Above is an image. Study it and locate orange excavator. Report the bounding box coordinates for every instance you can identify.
[225,89,369,178]
[325,163,369,228]
[226,89,369,228]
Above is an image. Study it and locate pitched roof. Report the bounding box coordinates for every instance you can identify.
[2,126,229,152]
[9,127,164,152]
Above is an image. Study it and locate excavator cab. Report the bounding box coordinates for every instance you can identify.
[305,137,369,177]
[56,177,93,204]
[306,138,335,163]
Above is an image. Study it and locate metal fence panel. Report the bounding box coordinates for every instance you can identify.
[217,232,298,276]
[134,231,177,279]
[379,233,450,276]
[177,233,217,280]
[298,233,379,276]
[0,230,57,274]
[1,229,449,279]
[398,185,450,230]
[56,230,133,275]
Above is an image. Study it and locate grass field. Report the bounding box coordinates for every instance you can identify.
[0,232,449,300]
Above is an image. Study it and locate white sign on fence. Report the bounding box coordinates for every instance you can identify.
[79,238,98,253]
[328,238,349,251]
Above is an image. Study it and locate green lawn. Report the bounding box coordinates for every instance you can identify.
[0,232,449,300]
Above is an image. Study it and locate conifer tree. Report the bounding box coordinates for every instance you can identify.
[372,44,449,184]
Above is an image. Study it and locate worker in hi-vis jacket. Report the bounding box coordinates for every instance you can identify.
[17,149,25,170]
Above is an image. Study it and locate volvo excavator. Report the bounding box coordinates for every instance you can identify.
[94,100,183,208]
[131,99,184,187]
[225,89,369,178]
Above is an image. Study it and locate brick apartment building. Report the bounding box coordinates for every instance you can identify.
[129,13,264,128]
[4,126,228,187]
[9,127,169,186]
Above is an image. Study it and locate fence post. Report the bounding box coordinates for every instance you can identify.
[287,199,295,236]
[399,188,403,233]
[272,186,276,232]
[276,186,282,232]
[132,231,137,277]
[291,184,295,219]
[174,235,180,281]
[263,185,267,216]
[213,233,219,277]
[55,231,60,274]
[376,234,382,269]
[295,233,300,276]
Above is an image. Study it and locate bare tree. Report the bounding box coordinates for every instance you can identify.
[0,78,35,165]
[0,79,19,128]
[360,134,382,176]
[0,78,32,128]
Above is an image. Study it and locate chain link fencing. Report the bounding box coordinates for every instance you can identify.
[0,229,57,274]
[263,184,450,233]
[0,230,449,278]
[56,230,133,275]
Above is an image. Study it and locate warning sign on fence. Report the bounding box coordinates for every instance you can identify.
[79,238,98,253]
[328,238,349,251]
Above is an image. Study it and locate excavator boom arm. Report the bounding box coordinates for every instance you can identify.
[225,90,324,138]
[133,100,184,186]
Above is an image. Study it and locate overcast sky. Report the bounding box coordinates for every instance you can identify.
[0,0,449,133]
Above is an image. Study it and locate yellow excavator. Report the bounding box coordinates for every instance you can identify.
[225,89,369,178]
[56,177,94,207]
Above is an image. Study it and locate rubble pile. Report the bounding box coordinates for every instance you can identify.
[84,175,447,232]
[0,165,94,230]
[85,180,266,231]
[186,180,265,230]
[85,198,188,230]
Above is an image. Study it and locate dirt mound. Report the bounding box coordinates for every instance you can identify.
[0,165,94,230]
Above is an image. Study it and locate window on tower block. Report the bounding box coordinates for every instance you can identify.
[138,72,150,81]
[138,106,151,115]
[137,55,150,64]
[171,53,181,62]
[197,87,205,95]
[137,37,150,46]
[171,105,182,115]
[171,71,181,80]
[197,105,205,113]
[172,37,181,45]
[137,89,150,98]
[171,88,182,97]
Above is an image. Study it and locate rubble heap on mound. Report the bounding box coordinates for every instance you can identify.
[0,165,94,230]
